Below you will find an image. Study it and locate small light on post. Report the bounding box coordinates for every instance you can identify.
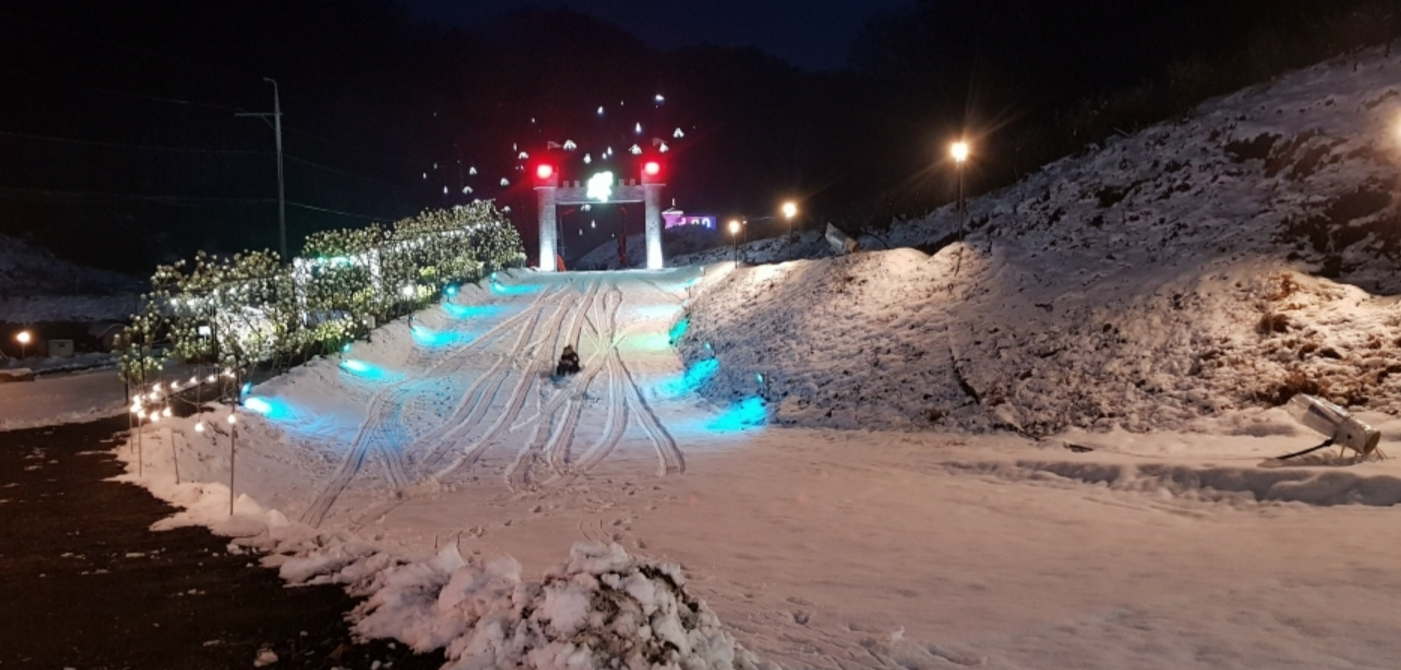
[950,140,971,238]
[729,219,742,265]
[15,330,31,359]
[781,201,798,260]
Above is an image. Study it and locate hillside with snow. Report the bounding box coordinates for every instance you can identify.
[0,234,141,323]
[680,46,1401,436]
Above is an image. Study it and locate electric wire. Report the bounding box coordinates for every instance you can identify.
[0,129,270,155]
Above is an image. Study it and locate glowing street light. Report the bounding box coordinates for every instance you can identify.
[729,219,742,265]
[15,330,30,359]
[950,140,971,239]
[782,201,799,260]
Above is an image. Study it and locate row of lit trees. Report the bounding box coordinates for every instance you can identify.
[115,202,526,384]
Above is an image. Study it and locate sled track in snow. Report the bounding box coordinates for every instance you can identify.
[299,286,566,527]
[510,286,625,490]
[432,279,597,480]
[616,351,684,476]
[505,283,603,490]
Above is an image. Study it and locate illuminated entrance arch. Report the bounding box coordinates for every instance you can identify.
[535,163,664,271]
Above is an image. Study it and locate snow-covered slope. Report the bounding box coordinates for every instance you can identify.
[0,234,140,322]
[682,46,1401,435]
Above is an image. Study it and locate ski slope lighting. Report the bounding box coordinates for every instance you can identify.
[668,317,690,345]
[659,358,719,398]
[339,359,396,381]
[707,396,767,432]
[241,396,293,421]
[442,303,502,319]
[412,323,471,348]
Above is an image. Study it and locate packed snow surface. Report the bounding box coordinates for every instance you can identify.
[93,47,1401,669]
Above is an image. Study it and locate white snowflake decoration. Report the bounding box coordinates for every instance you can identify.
[563,139,577,151]
[674,128,685,139]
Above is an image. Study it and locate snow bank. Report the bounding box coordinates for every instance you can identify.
[351,542,771,670]
[679,46,1401,436]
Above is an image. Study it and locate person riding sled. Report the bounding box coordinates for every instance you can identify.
[556,344,581,376]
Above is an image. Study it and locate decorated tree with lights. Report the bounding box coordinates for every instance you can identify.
[115,202,524,383]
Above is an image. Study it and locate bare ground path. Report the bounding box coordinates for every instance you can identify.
[0,416,443,669]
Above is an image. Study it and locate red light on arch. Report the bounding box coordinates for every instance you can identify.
[535,164,555,180]
[643,161,661,176]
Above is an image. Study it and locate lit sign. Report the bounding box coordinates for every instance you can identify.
[664,215,716,230]
[587,171,614,202]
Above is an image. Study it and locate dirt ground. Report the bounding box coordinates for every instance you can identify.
[0,415,445,670]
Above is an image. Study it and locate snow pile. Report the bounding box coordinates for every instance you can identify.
[351,542,770,670]
[679,46,1401,436]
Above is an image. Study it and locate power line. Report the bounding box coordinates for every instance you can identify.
[286,201,400,221]
[0,70,248,112]
[282,125,445,167]
[283,153,415,190]
[0,129,269,155]
[0,186,274,205]
[0,186,406,222]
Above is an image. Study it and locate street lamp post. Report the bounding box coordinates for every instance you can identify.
[729,219,742,266]
[951,141,970,239]
[782,201,798,260]
[16,330,31,360]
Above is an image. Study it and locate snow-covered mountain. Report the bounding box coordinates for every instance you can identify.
[681,46,1401,436]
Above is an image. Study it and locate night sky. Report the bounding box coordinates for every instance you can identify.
[398,0,909,71]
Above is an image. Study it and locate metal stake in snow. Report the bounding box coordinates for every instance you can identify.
[227,412,238,515]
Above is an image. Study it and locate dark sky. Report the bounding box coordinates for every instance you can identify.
[397,0,909,71]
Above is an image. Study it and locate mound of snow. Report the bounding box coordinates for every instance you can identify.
[352,542,771,670]
[679,46,1401,436]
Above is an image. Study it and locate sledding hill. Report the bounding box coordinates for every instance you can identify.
[681,46,1401,436]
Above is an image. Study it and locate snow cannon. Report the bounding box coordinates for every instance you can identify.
[1285,394,1381,457]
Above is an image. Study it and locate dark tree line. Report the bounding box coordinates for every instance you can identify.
[1,0,1397,274]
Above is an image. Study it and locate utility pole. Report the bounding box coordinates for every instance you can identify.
[237,78,287,259]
